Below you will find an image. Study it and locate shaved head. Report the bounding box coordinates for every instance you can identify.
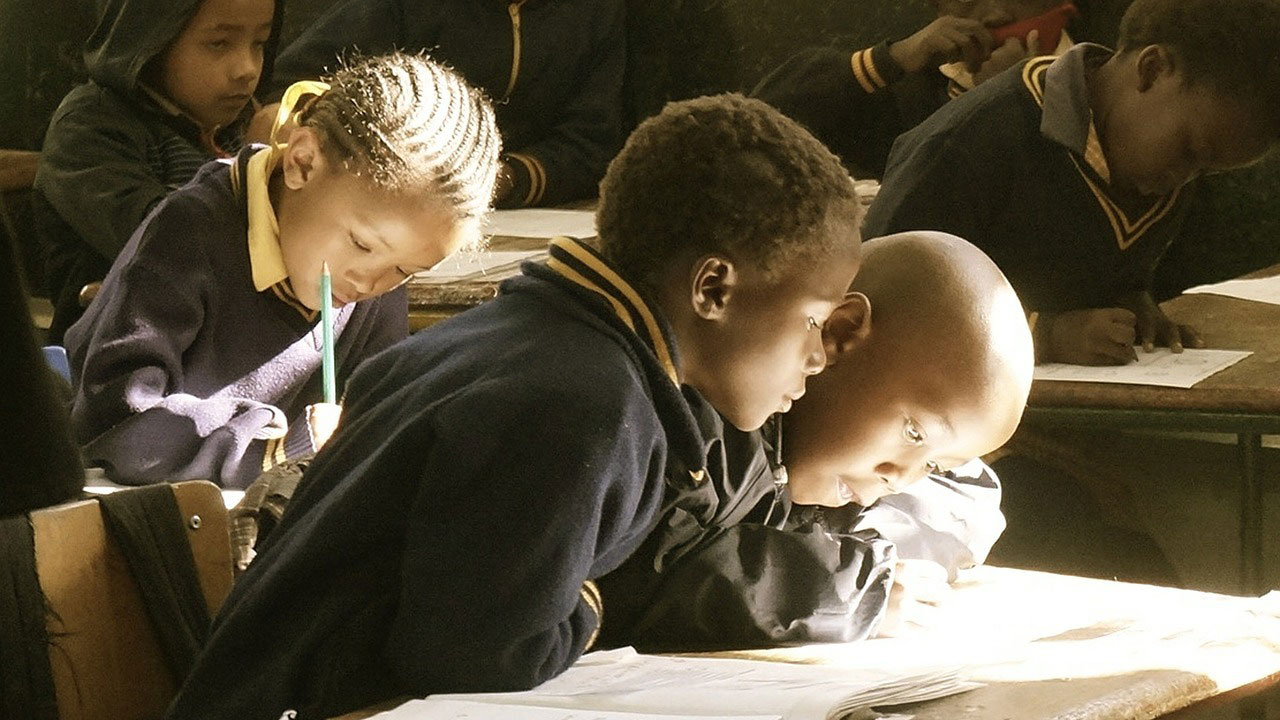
[783,231,1034,507]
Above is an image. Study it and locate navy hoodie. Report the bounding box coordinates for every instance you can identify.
[33,0,283,341]
[165,238,707,720]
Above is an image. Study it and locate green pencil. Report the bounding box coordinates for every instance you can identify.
[320,262,336,404]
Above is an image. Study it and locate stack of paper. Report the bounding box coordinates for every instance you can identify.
[415,250,546,281]
[483,209,597,239]
[370,648,979,720]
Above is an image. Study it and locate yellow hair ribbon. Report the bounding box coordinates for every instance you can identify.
[270,80,332,152]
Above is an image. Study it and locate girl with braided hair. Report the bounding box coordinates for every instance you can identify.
[65,52,501,490]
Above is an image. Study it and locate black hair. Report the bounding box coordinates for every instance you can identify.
[298,52,502,221]
[597,94,862,287]
[1118,0,1280,135]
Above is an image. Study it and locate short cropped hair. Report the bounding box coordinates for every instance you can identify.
[298,53,501,222]
[1118,0,1280,135]
[597,94,862,287]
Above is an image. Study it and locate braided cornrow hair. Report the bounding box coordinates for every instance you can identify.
[297,52,501,222]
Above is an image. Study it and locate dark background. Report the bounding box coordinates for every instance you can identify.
[3,0,1277,297]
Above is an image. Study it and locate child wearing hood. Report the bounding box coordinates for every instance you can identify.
[34,0,281,341]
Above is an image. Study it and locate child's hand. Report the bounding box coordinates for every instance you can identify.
[876,559,951,638]
[1116,291,1206,353]
[889,17,994,74]
[306,402,343,451]
[1045,308,1138,365]
[972,30,1040,86]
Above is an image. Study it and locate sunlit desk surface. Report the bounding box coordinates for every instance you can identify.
[337,566,1280,720]
[1024,264,1280,595]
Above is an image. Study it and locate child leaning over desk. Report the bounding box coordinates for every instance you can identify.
[34,0,281,342]
[597,231,1035,649]
[863,0,1280,366]
[166,94,866,720]
[65,54,501,490]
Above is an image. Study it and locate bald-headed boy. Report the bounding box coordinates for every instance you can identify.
[597,231,1034,650]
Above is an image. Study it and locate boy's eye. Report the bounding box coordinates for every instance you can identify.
[206,39,231,50]
[350,234,371,253]
[903,418,926,446]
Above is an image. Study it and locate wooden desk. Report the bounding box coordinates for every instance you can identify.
[1025,265,1280,595]
[338,566,1280,720]
[406,234,552,330]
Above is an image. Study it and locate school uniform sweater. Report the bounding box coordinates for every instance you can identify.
[265,0,624,208]
[64,148,407,490]
[32,0,282,342]
[164,237,708,720]
[596,408,1005,652]
[752,41,961,181]
[863,43,1190,316]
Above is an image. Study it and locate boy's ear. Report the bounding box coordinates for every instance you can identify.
[1135,44,1176,93]
[823,292,871,364]
[280,127,327,191]
[689,256,736,320]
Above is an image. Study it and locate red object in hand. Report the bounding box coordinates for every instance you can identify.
[990,2,1078,52]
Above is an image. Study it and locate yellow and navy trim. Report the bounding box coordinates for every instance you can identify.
[544,237,679,385]
[1021,57,1181,252]
[262,436,289,471]
[503,0,529,99]
[849,42,905,94]
[228,151,319,322]
[579,579,603,651]
[506,151,547,206]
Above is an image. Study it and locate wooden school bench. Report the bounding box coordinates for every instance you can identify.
[1022,263,1280,596]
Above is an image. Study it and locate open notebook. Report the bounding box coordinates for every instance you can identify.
[368,647,978,720]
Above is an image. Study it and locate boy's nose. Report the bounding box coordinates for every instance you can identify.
[233,50,263,84]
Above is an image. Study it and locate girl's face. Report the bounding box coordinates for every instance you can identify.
[275,129,475,310]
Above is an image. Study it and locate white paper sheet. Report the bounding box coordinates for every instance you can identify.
[1033,348,1252,388]
[484,209,597,239]
[1183,275,1280,306]
[372,698,781,720]
[416,250,545,279]
[370,648,975,720]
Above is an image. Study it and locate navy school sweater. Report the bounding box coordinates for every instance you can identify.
[164,238,708,720]
[863,44,1190,315]
[265,0,624,208]
[596,407,1005,652]
[752,41,960,182]
[65,150,407,489]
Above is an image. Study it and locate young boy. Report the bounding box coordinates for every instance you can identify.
[863,0,1280,365]
[65,54,502,490]
[164,94,865,720]
[752,0,1072,180]
[259,0,623,208]
[33,0,281,342]
[597,231,1035,650]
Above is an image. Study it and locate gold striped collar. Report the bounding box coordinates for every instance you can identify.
[544,237,679,385]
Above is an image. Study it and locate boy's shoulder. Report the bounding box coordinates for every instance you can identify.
[899,59,1046,153]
